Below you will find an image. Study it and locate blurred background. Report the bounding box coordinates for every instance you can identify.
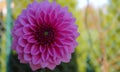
[0,0,120,72]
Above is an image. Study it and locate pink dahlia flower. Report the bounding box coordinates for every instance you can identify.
[11,1,79,71]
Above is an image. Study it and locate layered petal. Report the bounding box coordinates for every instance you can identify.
[31,44,40,55]
[18,37,28,47]
[24,43,32,53]
[30,62,41,71]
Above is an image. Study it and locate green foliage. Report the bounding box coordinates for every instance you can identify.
[12,0,33,19]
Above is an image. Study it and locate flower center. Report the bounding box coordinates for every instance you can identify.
[35,25,55,45]
[44,31,49,36]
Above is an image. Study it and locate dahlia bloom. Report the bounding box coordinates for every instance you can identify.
[11,1,79,71]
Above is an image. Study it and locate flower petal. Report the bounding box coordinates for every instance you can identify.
[23,25,33,34]
[24,53,32,62]
[15,28,24,37]
[39,45,46,53]
[27,35,37,43]
[18,37,28,47]
[40,61,48,68]
[27,12,36,25]
[54,39,64,46]
[16,45,24,53]
[24,43,32,53]
[41,49,49,61]
[30,62,41,71]
[53,45,64,58]
[62,54,71,63]
[36,10,44,25]
[32,54,41,65]
[47,63,56,70]
[23,34,31,39]
[18,54,27,63]
[11,39,18,50]
[48,45,56,57]
[31,44,40,55]
[18,16,28,26]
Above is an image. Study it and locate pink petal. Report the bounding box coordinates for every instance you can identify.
[23,34,31,39]
[11,39,18,50]
[53,45,63,58]
[68,45,74,53]
[36,11,44,25]
[57,11,64,18]
[54,39,64,47]
[48,56,61,65]
[50,9,57,21]
[65,37,74,43]
[48,45,56,57]
[14,22,23,29]
[75,32,80,38]
[19,16,28,26]
[62,54,71,63]
[44,14,50,24]
[18,54,27,63]
[30,63,41,71]
[68,41,78,53]
[41,49,49,61]
[18,37,28,47]
[32,54,41,65]
[55,58,61,65]
[15,28,24,37]
[27,35,37,43]
[40,61,48,68]
[30,25,38,32]
[23,25,33,34]
[27,1,39,10]
[73,41,78,47]
[39,46,43,52]
[47,63,56,70]
[24,43,32,53]
[16,45,24,53]
[56,33,65,39]
[24,53,32,62]
[21,9,27,16]
[39,45,46,53]
[31,44,40,55]
[27,13,36,25]
[48,56,54,63]
[62,46,69,55]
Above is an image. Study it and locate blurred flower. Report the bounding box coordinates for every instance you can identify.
[11,1,79,71]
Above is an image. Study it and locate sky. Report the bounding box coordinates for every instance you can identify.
[77,0,109,9]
